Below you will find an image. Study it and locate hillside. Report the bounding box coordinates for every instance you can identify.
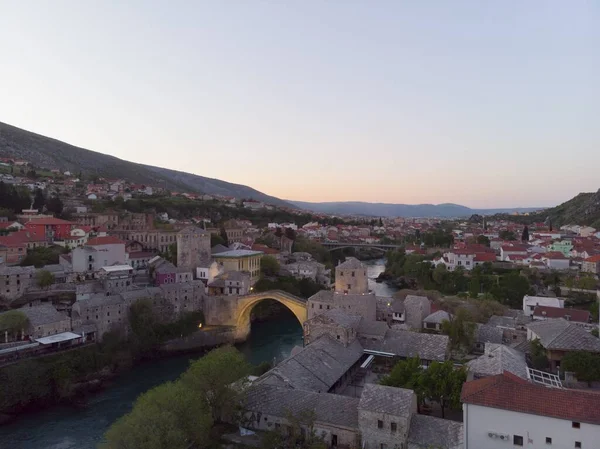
[290,200,542,218]
[0,122,292,208]
[528,190,600,228]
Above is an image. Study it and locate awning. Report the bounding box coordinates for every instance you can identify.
[360,354,375,369]
[35,332,82,345]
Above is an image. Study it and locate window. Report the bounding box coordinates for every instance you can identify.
[351,271,355,277]
[572,422,580,429]
[311,303,314,308]
[340,271,343,276]
[377,420,383,429]
[391,422,397,432]
[347,284,351,290]
[513,435,523,446]
[319,304,322,309]
[575,442,582,448]
[336,335,340,340]
[546,437,552,444]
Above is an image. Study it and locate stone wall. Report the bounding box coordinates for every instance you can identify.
[358,410,413,449]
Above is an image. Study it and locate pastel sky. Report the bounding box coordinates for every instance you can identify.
[0,2,598,209]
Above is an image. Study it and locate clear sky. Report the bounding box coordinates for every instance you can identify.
[0,1,598,209]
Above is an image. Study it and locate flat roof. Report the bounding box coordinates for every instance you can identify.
[100,264,133,272]
[35,332,82,345]
[213,249,263,258]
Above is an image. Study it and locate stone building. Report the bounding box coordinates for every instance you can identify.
[73,212,120,228]
[176,226,211,270]
[307,290,377,322]
[245,335,461,449]
[222,219,244,244]
[304,308,361,346]
[72,280,205,340]
[18,304,71,339]
[402,295,431,330]
[358,383,417,449]
[207,271,251,296]
[335,257,368,294]
[0,265,35,300]
[111,228,179,253]
[213,249,263,285]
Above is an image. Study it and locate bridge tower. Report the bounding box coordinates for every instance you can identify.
[335,257,368,294]
[176,226,211,270]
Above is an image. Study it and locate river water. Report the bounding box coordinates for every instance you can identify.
[0,259,393,449]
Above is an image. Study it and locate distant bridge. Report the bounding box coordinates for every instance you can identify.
[321,242,403,252]
[203,290,307,341]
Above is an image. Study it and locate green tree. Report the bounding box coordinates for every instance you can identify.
[561,351,600,384]
[521,226,529,242]
[261,255,280,277]
[36,269,55,290]
[219,226,229,246]
[576,276,597,290]
[529,339,549,370]
[499,230,516,241]
[262,409,327,449]
[180,346,250,423]
[101,381,213,449]
[495,272,532,308]
[32,188,45,210]
[0,310,30,339]
[476,235,490,247]
[46,196,64,215]
[128,299,160,354]
[380,356,424,400]
[440,309,477,352]
[210,233,226,247]
[420,361,466,419]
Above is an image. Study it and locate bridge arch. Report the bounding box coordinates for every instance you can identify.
[234,290,307,341]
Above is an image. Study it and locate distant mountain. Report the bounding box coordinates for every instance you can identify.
[0,122,292,208]
[289,200,542,218]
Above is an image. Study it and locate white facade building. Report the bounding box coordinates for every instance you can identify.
[522,295,564,317]
[462,373,600,449]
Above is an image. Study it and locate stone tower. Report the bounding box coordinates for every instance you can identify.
[335,257,368,294]
[177,226,211,270]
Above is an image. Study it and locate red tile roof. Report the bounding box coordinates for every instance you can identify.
[584,254,600,263]
[533,306,590,323]
[501,245,529,252]
[461,372,600,425]
[86,236,126,246]
[0,230,46,245]
[544,251,568,260]
[25,217,74,225]
[474,253,497,262]
[251,244,280,255]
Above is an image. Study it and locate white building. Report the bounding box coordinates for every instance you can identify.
[462,372,600,449]
[522,295,564,317]
[71,236,127,276]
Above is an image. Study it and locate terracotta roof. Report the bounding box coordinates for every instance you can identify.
[584,254,600,263]
[533,306,590,323]
[474,253,497,262]
[86,236,126,246]
[544,251,568,260]
[461,372,600,425]
[501,245,529,252]
[25,217,74,225]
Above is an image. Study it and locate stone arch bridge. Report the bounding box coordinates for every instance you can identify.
[203,290,307,341]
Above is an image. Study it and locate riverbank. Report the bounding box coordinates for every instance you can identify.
[0,312,303,449]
